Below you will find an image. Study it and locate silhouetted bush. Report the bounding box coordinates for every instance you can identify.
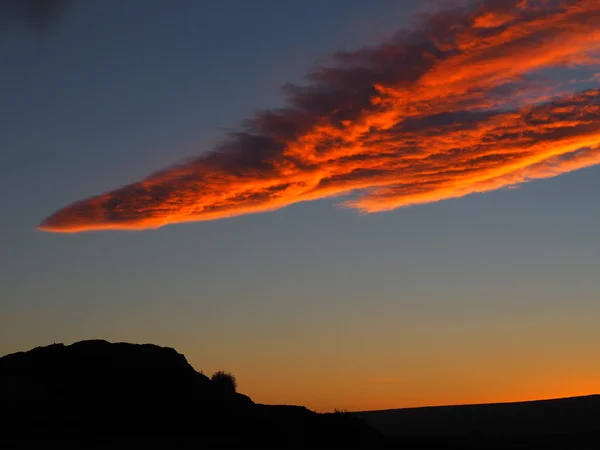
[211,370,237,393]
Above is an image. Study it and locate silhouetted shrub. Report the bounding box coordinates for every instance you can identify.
[211,370,237,393]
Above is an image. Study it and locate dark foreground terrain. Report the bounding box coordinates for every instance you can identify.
[353,394,600,449]
[0,340,382,449]
[1,340,598,449]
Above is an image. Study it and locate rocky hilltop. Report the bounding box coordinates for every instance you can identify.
[0,340,384,449]
[3,340,598,449]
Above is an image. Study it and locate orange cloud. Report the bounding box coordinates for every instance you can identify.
[39,0,600,233]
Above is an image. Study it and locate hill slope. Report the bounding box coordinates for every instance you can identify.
[353,395,600,448]
[353,395,600,437]
[0,340,384,449]
[3,339,598,449]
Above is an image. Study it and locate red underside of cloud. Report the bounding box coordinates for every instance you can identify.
[39,0,600,232]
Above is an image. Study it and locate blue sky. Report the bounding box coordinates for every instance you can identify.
[1,0,599,411]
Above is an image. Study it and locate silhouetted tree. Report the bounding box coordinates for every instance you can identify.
[211,370,237,393]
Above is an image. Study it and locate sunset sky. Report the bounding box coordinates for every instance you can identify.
[1,0,599,412]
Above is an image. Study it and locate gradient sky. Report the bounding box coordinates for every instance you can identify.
[1,0,599,412]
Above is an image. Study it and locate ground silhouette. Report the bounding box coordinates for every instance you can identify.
[1,340,598,449]
[0,340,384,449]
[353,394,600,449]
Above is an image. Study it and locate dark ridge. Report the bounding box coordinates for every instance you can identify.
[0,340,385,449]
[353,394,600,449]
[2,340,598,449]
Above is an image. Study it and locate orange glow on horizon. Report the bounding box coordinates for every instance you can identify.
[236,369,600,413]
[181,311,600,414]
[232,369,600,413]
[39,0,600,233]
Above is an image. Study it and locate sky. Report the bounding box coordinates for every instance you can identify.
[1,0,600,412]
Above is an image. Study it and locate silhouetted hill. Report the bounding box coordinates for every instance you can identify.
[3,340,598,449]
[0,340,384,449]
[353,395,600,449]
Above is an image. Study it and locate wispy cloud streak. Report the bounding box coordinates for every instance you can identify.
[39,0,600,232]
